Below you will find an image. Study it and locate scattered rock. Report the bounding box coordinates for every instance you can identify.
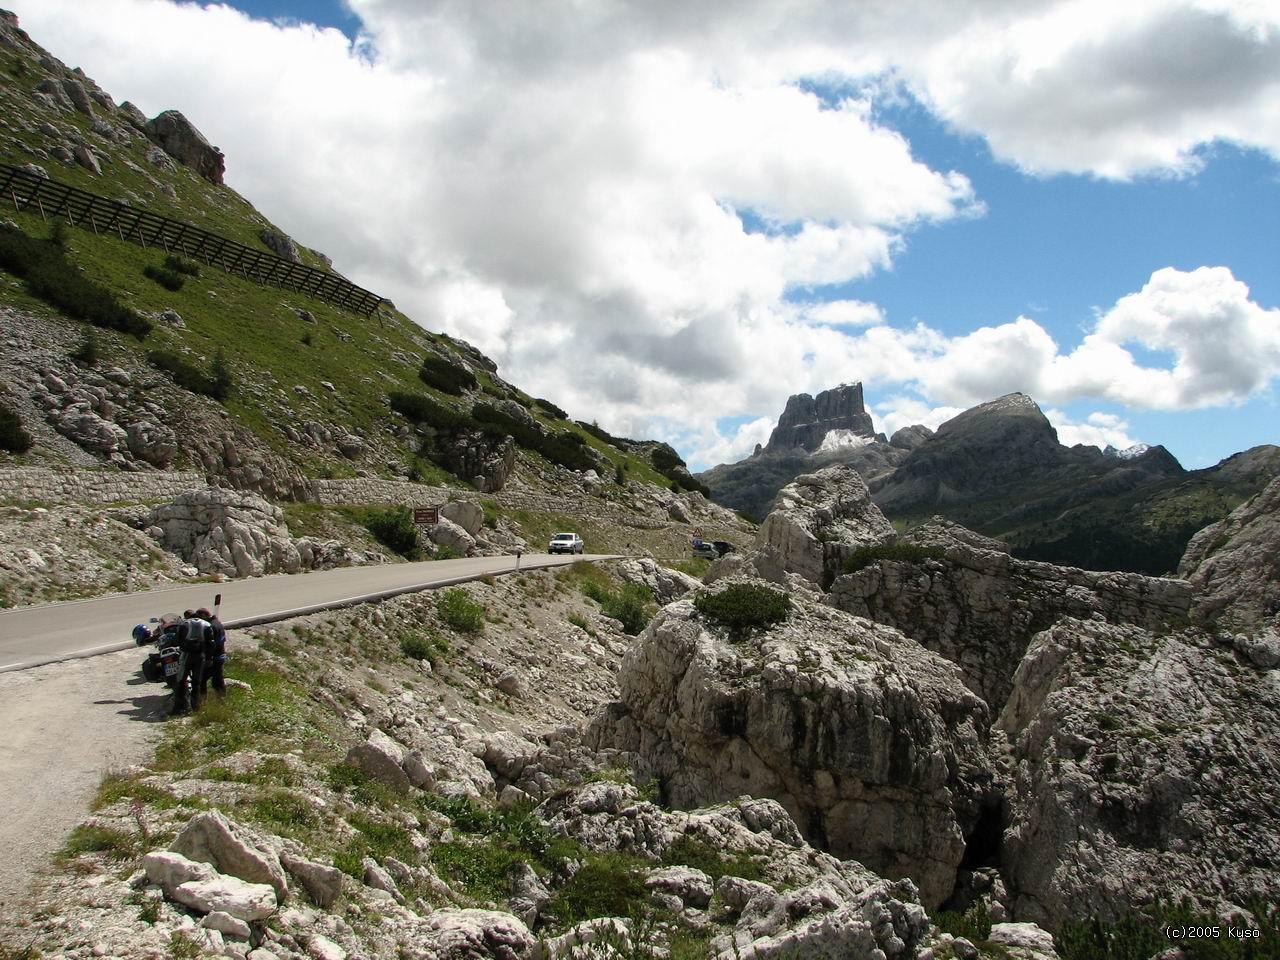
[170,810,288,898]
[259,227,301,263]
[145,109,225,184]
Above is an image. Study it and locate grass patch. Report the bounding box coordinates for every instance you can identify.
[669,557,710,579]
[694,583,790,640]
[0,221,151,338]
[841,541,946,575]
[239,788,319,835]
[541,851,650,927]
[93,772,180,811]
[1056,898,1280,960]
[662,835,761,883]
[60,824,138,862]
[582,579,654,635]
[437,587,485,633]
[333,811,418,878]
[933,903,993,945]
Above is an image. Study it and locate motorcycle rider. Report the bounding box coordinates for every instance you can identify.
[195,607,227,700]
[171,609,212,715]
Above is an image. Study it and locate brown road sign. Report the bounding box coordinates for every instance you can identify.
[413,507,439,525]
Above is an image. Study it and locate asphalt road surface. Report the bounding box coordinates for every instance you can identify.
[0,552,616,920]
[0,552,618,672]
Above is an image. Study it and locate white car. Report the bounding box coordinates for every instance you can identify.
[549,532,584,554]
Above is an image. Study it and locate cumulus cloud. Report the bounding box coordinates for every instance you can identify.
[1045,409,1143,451]
[8,1,1279,472]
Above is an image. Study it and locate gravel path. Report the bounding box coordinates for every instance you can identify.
[0,648,164,922]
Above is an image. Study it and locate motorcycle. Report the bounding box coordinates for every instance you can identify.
[134,615,183,689]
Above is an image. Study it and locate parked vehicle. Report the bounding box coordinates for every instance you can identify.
[691,537,735,560]
[134,614,182,689]
[548,532,585,554]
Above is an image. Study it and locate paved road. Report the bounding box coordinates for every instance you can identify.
[0,552,617,921]
[0,553,617,672]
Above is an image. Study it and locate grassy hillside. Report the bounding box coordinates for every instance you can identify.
[0,28,687,493]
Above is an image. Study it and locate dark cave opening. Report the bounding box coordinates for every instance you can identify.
[960,801,1004,870]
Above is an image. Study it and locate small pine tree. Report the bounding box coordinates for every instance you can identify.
[71,330,100,367]
[0,401,33,454]
[210,348,233,402]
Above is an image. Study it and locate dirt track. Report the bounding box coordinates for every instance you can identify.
[0,648,164,922]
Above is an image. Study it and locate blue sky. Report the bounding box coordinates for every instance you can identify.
[12,0,1280,470]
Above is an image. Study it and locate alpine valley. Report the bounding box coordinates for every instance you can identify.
[1,10,1278,960]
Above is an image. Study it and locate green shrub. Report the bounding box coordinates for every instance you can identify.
[841,542,945,575]
[932,903,992,945]
[470,401,597,471]
[147,349,233,402]
[60,824,138,861]
[419,353,478,395]
[400,631,449,663]
[650,444,682,472]
[143,263,185,291]
[534,397,568,419]
[695,583,791,638]
[542,851,649,926]
[364,505,421,559]
[71,329,100,367]
[163,254,200,276]
[300,330,313,346]
[0,222,151,338]
[1055,897,1280,960]
[578,420,634,448]
[0,401,33,454]
[437,587,485,633]
[388,390,475,430]
[582,580,653,635]
[434,544,463,561]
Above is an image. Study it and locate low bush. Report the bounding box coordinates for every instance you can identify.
[70,329,100,367]
[841,542,945,575]
[400,631,449,663]
[143,263,185,291]
[419,353,478,395]
[0,222,151,338]
[388,390,475,430]
[437,587,485,633]
[364,505,421,559]
[695,583,791,638]
[1055,897,1279,960]
[472,401,596,471]
[0,401,33,454]
[577,420,634,448]
[932,903,992,946]
[433,544,463,561]
[163,254,200,276]
[541,851,649,926]
[662,835,761,882]
[534,397,568,419]
[582,580,653,635]
[147,348,233,402]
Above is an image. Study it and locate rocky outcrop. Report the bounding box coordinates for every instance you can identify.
[755,464,894,586]
[828,533,1193,709]
[765,383,876,454]
[889,424,934,451]
[615,557,701,604]
[998,618,1280,931]
[147,486,358,577]
[170,810,288,899]
[434,429,516,493]
[144,109,225,185]
[259,227,301,263]
[1179,476,1280,628]
[590,579,997,908]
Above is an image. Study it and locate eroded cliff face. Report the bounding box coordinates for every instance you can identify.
[764,383,877,454]
[1180,475,1280,629]
[590,579,999,910]
[998,618,1280,930]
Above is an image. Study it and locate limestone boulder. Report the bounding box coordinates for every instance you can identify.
[418,909,535,959]
[280,852,344,909]
[173,875,277,922]
[148,487,302,578]
[440,500,484,537]
[755,464,894,586]
[170,810,288,898]
[145,109,225,184]
[425,516,475,555]
[589,578,996,908]
[125,417,179,468]
[344,729,412,793]
[259,227,301,263]
[998,618,1280,931]
[616,557,701,604]
[143,849,216,891]
[1179,476,1280,628]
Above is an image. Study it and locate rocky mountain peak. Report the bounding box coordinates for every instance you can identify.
[765,382,876,453]
[934,392,1053,438]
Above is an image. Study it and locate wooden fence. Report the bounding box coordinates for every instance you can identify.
[0,162,384,316]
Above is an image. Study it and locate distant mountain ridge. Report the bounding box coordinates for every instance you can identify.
[699,387,1280,575]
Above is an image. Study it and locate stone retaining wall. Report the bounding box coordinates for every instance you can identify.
[0,467,206,505]
[0,468,678,531]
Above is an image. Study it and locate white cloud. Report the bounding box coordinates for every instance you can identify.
[1045,409,1142,450]
[7,1,1279,473]
[872,396,965,439]
[687,416,777,470]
